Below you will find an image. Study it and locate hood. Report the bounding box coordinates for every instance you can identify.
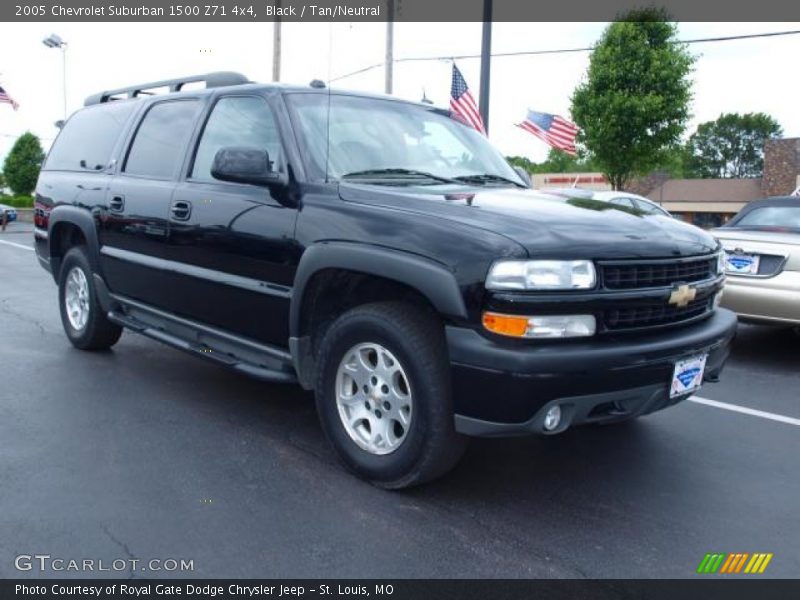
[339,184,718,260]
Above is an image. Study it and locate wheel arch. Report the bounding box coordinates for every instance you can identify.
[47,206,100,282]
[289,242,468,389]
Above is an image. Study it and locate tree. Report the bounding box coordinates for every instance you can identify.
[2,132,45,196]
[684,113,782,178]
[507,149,597,174]
[571,8,695,189]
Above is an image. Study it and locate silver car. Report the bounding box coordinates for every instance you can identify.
[712,197,800,326]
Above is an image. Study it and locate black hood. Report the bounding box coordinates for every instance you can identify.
[339,184,718,260]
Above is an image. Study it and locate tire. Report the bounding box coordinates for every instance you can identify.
[315,301,467,489]
[58,246,123,351]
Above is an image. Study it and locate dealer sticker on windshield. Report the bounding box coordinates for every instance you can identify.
[670,354,708,398]
[725,253,760,275]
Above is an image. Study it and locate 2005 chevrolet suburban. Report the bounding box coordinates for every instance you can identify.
[34,72,737,488]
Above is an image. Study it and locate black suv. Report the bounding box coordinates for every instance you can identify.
[34,72,737,488]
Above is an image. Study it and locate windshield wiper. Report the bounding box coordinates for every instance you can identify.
[453,173,526,187]
[341,168,461,185]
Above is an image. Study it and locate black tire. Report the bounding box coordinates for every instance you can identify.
[58,246,123,351]
[315,301,467,489]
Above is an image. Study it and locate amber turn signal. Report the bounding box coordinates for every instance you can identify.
[482,312,529,338]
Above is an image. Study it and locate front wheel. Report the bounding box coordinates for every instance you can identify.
[58,246,123,351]
[315,302,466,489]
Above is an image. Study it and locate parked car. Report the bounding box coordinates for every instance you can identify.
[712,196,800,326]
[542,188,672,217]
[0,203,18,222]
[34,72,736,488]
[592,191,673,217]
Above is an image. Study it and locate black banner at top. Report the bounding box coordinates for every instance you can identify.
[2,0,800,22]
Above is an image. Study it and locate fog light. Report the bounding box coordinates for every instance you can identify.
[543,405,562,431]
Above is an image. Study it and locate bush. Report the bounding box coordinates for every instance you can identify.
[0,194,34,208]
[2,132,45,196]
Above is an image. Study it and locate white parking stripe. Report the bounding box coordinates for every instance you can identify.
[0,239,34,251]
[690,396,800,427]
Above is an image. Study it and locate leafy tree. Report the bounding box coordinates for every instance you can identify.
[684,113,782,178]
[571,8,695,189]
[508,149,597,174]
[2,132,45,196]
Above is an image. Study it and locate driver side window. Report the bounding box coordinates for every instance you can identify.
[191,96,281,183]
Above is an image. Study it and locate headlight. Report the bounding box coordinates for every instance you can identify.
[716,250,727,275]
[482,312,596,338]
[486,260,596,290]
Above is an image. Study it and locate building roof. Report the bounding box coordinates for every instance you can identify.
[645,178,764,204]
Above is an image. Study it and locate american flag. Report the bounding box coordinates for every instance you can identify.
[450,64,485,135]
[518,110,578,155]
[0,85,19,111]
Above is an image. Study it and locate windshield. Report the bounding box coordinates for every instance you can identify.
[286,93,523,186]
[730,206,800,232]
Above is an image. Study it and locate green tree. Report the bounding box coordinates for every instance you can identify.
[507,149,597,174]
[571,8,695,189]
[684,113,782,178]
[2,132,45,196]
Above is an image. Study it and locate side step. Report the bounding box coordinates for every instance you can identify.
[107,302,297,385]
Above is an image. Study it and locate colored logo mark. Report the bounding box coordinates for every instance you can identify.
[697,553,773,574]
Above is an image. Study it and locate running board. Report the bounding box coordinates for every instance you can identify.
[107,302,297,384]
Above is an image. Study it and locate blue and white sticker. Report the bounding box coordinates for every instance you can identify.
[671,354,708,398]
[725,253,760,274]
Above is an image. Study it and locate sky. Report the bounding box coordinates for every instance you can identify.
[1,21,799,166]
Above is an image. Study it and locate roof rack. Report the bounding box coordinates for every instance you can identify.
[84,71,250,106]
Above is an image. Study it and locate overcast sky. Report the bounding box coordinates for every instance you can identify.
[1,21,798,165]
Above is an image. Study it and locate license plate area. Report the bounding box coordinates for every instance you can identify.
[670,354,708,398]
[725,253,760,275]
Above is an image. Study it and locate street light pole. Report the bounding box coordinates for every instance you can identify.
[42,34,68,121]
[385,0,394,94]
[272,1,281,81]
[478,0,492,134]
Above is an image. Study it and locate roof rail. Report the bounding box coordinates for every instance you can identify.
[84,71,250,106]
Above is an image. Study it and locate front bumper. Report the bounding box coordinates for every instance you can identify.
[448,308,737,436]
[720,271,800,325]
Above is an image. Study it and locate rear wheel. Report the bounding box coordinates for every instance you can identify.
[315,302,466,489]
[58,247,122,350]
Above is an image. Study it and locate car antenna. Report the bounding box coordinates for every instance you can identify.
[324,24,334,184]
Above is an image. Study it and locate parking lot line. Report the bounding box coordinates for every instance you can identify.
[0,239,34,251]
[690,395,800,427]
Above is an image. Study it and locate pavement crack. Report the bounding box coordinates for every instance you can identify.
[0,297,50,336]
[101,524,138,580]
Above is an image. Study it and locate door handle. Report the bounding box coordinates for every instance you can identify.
[170,200,192,221]
[109,195,125,212]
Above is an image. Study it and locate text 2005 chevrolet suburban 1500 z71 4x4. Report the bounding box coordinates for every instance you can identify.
[33,72,737,488]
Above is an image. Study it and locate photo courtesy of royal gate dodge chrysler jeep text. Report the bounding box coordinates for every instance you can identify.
[33,71,737,488]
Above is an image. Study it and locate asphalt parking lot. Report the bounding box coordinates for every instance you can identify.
[1,229,798,579]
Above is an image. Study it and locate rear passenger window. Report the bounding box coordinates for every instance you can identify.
[191,96,281,182]
[44,101,136,171]
[124,100,201,179]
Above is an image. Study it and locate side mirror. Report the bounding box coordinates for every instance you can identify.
[512,166,532,188]
[211,146,286,187]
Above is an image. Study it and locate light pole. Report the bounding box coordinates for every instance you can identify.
[478,0,492,134]
[42,33,67,121]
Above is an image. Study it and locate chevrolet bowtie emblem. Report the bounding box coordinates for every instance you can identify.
[669,284,697,308]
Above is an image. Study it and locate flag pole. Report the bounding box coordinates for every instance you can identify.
[478,0,492,134]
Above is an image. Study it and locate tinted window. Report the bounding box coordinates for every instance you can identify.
[125,100,201,179]
[608,197,635,209]
[45,102,136,171]
[633,199,666,215]
[192,96,281,182]
[737,206,800,228]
